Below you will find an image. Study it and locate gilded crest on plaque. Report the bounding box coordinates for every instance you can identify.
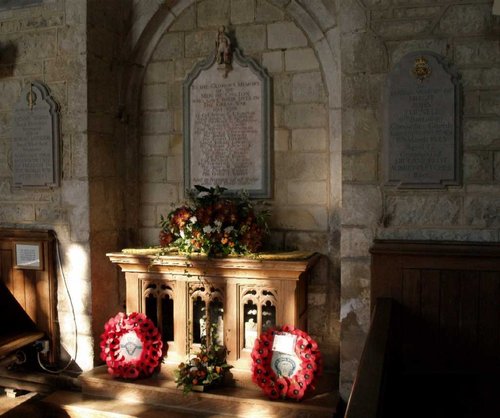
[412,56,431,82]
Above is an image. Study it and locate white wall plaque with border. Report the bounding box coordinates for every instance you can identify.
[184,49,271,198]
[14,242,42,270]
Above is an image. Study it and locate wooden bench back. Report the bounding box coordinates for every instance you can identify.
[371,240,500,373]
[0,229,58,363]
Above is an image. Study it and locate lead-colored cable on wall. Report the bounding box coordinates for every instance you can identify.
[37,234,78,374]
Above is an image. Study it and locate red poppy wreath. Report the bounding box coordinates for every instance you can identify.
[251,325,322,401]
[100,312,164,379]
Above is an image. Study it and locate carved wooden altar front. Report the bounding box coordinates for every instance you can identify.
[107,252,319,369]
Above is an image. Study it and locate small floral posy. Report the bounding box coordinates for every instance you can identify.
[159,185,269,256]
[251,325,322,401]
[174,321,232,394]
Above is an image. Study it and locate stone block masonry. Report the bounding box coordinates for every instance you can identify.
[340,0,500,400]
[0,0,95,370]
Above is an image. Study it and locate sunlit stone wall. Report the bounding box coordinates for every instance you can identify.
[0,0,92,369]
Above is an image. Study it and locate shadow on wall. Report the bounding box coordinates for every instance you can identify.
[0,41,18,78]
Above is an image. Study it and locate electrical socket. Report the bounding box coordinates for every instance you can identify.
[34,340,50,354]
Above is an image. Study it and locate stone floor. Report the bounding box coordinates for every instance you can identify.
[0,364,340,417]
[76,365,339,418]
[1,389,340,418]
[1,390,216,417]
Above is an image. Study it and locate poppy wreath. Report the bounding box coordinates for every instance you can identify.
[251,325,322,401]
[100,312,164,379]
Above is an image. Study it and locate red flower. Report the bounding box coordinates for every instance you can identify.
[294,373,306,389]
[305,335,318,352]
[286,380,305,401]
[125,367,139,379]
[171,206,192,229]
[100,312,164,380]
[275,377,289,398]
[263,382,280,400]
[259,332,273,347]
[295,336,309,352]
[294,329,307,339]
[302,371,313,383]
[301,359,318,374]
[252,364,267,378]
[299,350,316,363]
[251,345,269,361]
[251,325,321,401]
[159,230,174,247]
[257,375,271,387]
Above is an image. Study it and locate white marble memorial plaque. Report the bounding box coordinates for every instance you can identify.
[184,49,271,197]
[11,82,60,188]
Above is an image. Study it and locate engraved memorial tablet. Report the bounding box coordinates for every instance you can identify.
[384,51,460,188]
[11,81,60,188]
[0,0,42,12]
[184,28,271,197]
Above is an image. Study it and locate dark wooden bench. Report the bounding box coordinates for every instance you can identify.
[0,229,58,363]
[346,241,500,418]
[0,280,44,359]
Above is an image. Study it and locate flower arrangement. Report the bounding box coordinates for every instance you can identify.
[251,325,322,401]
[100,312,163,379]
[174,321,232,394]
[159,185,269,256]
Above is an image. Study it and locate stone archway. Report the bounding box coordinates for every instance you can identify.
[122,0,340,154]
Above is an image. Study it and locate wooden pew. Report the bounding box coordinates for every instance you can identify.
[0,280,44,358]
[0,229,58,363]
[346,241,500,418]
[344,298,395,418]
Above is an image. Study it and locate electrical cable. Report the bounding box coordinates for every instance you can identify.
[36,233,78,374]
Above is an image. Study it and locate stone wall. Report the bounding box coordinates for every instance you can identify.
[0,0,133,371]
[339,0,500,398]
[0,0,92,369]
[0,0,498,400]
[86,0,132,365]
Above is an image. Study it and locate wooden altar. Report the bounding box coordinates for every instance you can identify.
[107,251,320,369]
